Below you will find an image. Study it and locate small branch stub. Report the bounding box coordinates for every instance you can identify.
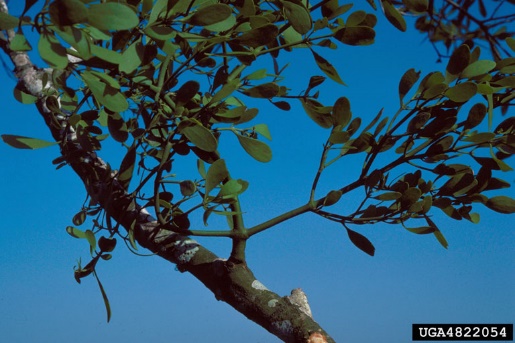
[287,288,313,319]
[308,332,328,343]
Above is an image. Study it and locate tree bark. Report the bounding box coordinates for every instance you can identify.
[0,2,334,342]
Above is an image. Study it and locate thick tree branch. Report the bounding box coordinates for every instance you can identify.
[0,2,335,341]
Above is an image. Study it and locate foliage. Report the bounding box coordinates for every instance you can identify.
[1,0,514,340]
[413,0,514,61]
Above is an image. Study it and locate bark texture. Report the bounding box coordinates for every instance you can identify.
[0,2,334,341]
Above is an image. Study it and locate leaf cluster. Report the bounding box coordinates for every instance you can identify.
[307,42,515,254]
[1,0,514,296]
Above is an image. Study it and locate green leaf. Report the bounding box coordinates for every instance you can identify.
[307,76,326,90]
[188,4,232,26]
[446,44,470,79]
[473,156,504,171]
[82,71,129,113]
[176,80,200,105]
[324,190,343,206]
[72,210,87,226]
[205,159,229,196]
[235,134,272,162]
[362,108,384,133]
[205,13,236,32]
[484,177,510,191]
[346,11,367,27]
[253,124,272,140]
[93,271,111,323]
[219,179,243,198]
[346,117,362,136]
[83,26,111,41]
[492,75,515,88]
[463,132,495,144]
[1,134,56,149]
[191,146,220,164]
[328,131,350,144]
[507,37,515,52]
[38,33,68,69]
[400,187,422,208]
[23,0,39,16]
[382,1,406,32]
[119,40,145,74]
[433,230,448,249]
[179,119,218,152]
[89,70,121,89]
[209,78,240,104]
[334,26,375,46]
[439,173,476,197]
[427,135,453,155]
[214,106,245,123]
[365,169,383,189]
[128,226,138,250]
[281,25,304,46]
[89,45,122,65]
[244,69,267,81]
[54,26,92,60]
[461,60,496,79]
[118,145,137,190]
[416,71,445,94]
[311,50,346,85]
[87,3,139,31]
[314,18,329,31]
[272,101,291,111]
[180,180,197,196]
[421,195,432,213]
[235,24,279,48]
[106,110,129,143]
[197,159,207,179]
[463,212,480,224]
[407,111,430,133]
[283,0,312,35]
[203,206,215,226]
[98,237,117,253]
[322,0,353,20]
[485,196,515,214]
[301,98,333,128]
[365,0,377,10]
[345,132,374,154]
[464,103,487,129]
[0,12,20,30]
[66,226,87,239]
[445,82,477,102]
[333,97,352,127]
[421,83,447,100]
[374,117,389,136]
[10,33,32,51]
[398,68,420,104]
[172,212,191,230]
[404,226,435,234]
[13,86,37,104]
[346,228,375,256]
[242,83,280,98]
[495,116,515,134]
[403,0,428,12]
[144,25,176,41]
[49,0,88,27]
[374,191,402,201]
[74,261,95,284]
[148,0,171,24]
[85,229,97,254]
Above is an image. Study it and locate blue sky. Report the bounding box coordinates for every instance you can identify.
[0,1,514,342]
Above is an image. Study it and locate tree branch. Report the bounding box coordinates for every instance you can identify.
[0,1,335,341]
